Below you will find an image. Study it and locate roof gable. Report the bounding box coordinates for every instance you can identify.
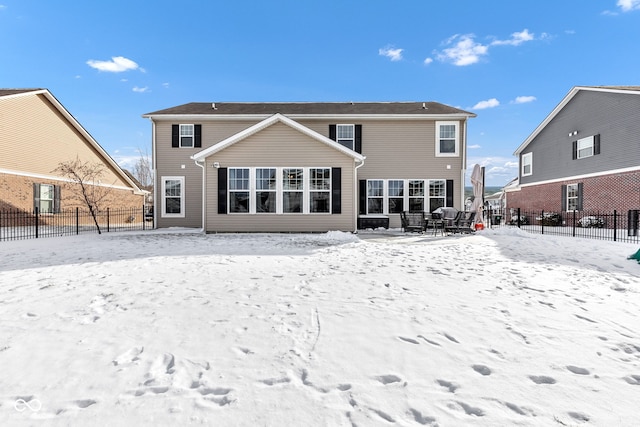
[514,86,640,155]
[191,113,365,162]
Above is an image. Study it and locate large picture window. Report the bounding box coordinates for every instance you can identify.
[436,121,459,156]
[162,176,185,217]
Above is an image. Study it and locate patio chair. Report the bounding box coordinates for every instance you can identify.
[456,212,477,233]
[400,211,426,233]
[444,211,465,234]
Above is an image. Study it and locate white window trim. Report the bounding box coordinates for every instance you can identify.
[227,167,332,215]
[522,152,533,177]
[336,124,355,150]
[577,135,594,159]
[365,179,447,214]
[179,124,194,148]
[435,121,459,157]
[566,183,579,211]
[161,176,185,218]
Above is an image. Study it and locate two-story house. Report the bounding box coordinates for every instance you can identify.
[0,88,145,213]
[507,86,640,215]
[143,102,475,232]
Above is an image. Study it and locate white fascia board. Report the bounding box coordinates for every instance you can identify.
[191,113,365,162]
[143,113,475,121]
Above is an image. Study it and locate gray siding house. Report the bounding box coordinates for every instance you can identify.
[507,86,640,214]
[143,102,475,232]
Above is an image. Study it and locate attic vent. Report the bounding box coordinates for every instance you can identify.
[212,103,217,110]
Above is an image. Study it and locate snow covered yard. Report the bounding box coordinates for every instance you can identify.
[1,228,639,426]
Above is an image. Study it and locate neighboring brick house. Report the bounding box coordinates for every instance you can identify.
[0,88,145,213]
[507,86,640,215]
[143,102,476,232]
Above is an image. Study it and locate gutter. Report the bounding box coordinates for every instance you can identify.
[354,157,366,233]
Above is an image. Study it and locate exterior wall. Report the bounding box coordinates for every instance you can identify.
[520,91,640,185]
[506,170,640,214]
[153,116,468,230]
[0,172,145,212]
[203,122,356,232]
[0,94,135,189]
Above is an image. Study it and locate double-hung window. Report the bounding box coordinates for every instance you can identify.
[408,180,425,212]
[256,168,277,213]
[436,121,459,156]
[388,180,404,213]
[367,180,384,214]
[283,168,304,213]
[309,168,331,213]
[522,152,533,176]
[39,184,55,213]
[336,124,355,150]
[162,177,185,217]
[428,180,446,212]
[179,124,194,147]
[577,136,594,159]
[229,168,250,213]
[567,184,579,211]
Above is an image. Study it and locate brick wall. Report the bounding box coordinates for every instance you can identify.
[506,170,640,213]
[0,173,145,212]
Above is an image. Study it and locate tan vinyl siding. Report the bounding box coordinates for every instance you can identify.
[0,94,131,189]
[204,122,356,232]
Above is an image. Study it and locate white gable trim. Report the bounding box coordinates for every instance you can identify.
[513,86,640,155]
[191,113,366,162]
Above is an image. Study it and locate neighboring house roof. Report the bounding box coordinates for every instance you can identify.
[191,113,366,162]
[0,88,144,194]
[514,86,640,155]
[144,101,476,119]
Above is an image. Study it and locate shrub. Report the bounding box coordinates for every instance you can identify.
[536,212,562,226]
[578,215,605,228]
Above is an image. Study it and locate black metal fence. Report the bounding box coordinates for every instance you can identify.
[0,206,152,241]
[486,207,640,244]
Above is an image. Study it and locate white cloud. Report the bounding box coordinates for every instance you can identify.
[436,34,488,66]
[423,57,433,65]
[0,5,6,10]
[618,0,640,11]
[379,46,403,61]
[87,56,140,73]
[467,157,519,186]
[162,82,170,88]
[468,144,481,149]
[513,95,537,104]
[132,86,149,93]
[491,29,535,46]
[472,98,500,110]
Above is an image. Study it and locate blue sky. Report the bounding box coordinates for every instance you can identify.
[2,1,640,186]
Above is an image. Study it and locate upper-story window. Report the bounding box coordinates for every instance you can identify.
[336,124,355,150]
[180,124,194,147]
[576,135,594,159]
[435,121,459,156]
[522,152,533,176]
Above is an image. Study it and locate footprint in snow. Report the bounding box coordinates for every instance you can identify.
[623,375,640,385]
[113,346,144,366]
[472,364,492,376]
[528,375,556,384]
[566,365,590,375]
[375,374,402,385]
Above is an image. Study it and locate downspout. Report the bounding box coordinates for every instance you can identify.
[461,118,468,209]
[194,158,206,232]
[354,157,366,233]
[149,118,158,228]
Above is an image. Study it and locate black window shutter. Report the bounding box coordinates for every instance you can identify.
[218,167,228,214]
[172,125,179,148]
[446,180,454,207]
[331,167,341,214]
[577,182,584,211]
[594,134,600,155]
[572,140,577,160]
[561,185,567,211]
[358,180,366,215]
[329,124,336,141]
[54,185,61,213]
[33,183,40,211]
[194,124,202,148]
[354,125,362,154]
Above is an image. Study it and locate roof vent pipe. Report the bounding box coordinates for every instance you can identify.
[212,103,217,110]
[422,102,427,109]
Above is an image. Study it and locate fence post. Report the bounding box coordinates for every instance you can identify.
[541,210,545,235]
[142,205,145,231]
[517,208,521,228]
[614,210,618,242]
[107,207,110,233]
[76,207,79,235]
[572,210,576,237]
[35,207,39,238]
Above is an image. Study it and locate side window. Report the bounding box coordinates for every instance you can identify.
[172,124,202,148]
[180,124,194,147]
[367,180,384,214]
[522,152,533,176]
[435,121,459,156]
[228,168,250,213]
[162,177,185,217]
[33,183,60,213]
